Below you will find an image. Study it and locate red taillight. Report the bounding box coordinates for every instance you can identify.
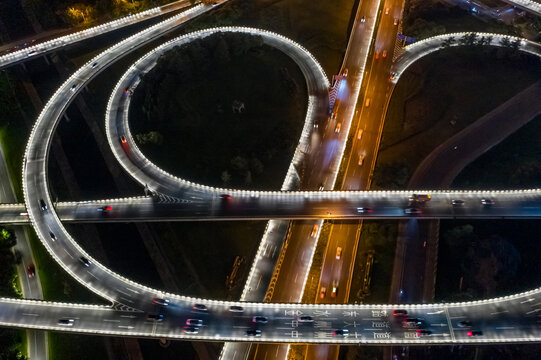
[467,331,473,336]
[105,206,112,211]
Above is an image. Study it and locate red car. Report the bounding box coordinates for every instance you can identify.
[27,264,35,278]
[320,287,327,299]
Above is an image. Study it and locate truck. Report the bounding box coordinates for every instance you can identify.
[331,99,341,119]
[409,194,431,203]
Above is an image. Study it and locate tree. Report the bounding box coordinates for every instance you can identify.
[221,171,231,185]
[230,156,248,171]
[244,170,252,185]
[213,37,230,64]
[459,33,477,46]
[440,36,456,49]
[511,39,521,51]
[499,37,511,48]
[64,3,96,26]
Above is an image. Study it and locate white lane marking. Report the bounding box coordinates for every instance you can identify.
[62,248,73,258]
[117,289,131,297]
[496,327,515,330]
[255,275,262,290]
[22,313,39,316]
[120,315,137,318]
[526,309,541,315]
[126,287,140,294]
[427,310,445,315]
[120,296,134,303]
[444,308,456,341]
[521,298,535,303]
[103,319,121,323]
[118,325,135,329]
[490,310,509,315]
[86,271,98,280]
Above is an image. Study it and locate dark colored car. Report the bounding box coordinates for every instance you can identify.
[220,194,231,200]
[404,208,422,215]
[229,306,244,313]
[298,316,314,323]
[152,297,170,306]
[49,232,56,241]
[416,329,432,337]
[452,199,465,206]
[186,319,203,326]
[97,206,112,212]
[457,321,472,328]
[183,326,199,334]
[58,318,75,326]
[481,199,495,206]
[192,304,208,312]
[393,309,408,317]
[401,318,422,329]
[252,316,268,324]
[332,329,349,336]
[79,257,91,267]
[146,314,164,322]
[40,199,47,211]
[467,330,483,337]
[246,329,261,337]
[26,264,35,278]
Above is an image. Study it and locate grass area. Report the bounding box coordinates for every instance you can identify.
[26,227,107,304]
[375,47,541,186]
[436,220,541,302]
[48,333,108,360]
[131,32,307,190]
[402,0,517,40]
[0,70,35,202]
[435,116,541,301]
[151,221,266,300]
[0,327,27,360]
[348,221,397,304]
[183,0,355,77]
[0,227,27,359]
[454,114,541,189]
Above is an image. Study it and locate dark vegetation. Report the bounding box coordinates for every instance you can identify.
[375,46,541,187]
[131,32,307,189]
[0,227,27,360]
[436,115,541,302]
[401,0,516,40]
[455,114,541,189]
[348,221,397,304]
[0,0,177,38]
[0,227,22,298]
